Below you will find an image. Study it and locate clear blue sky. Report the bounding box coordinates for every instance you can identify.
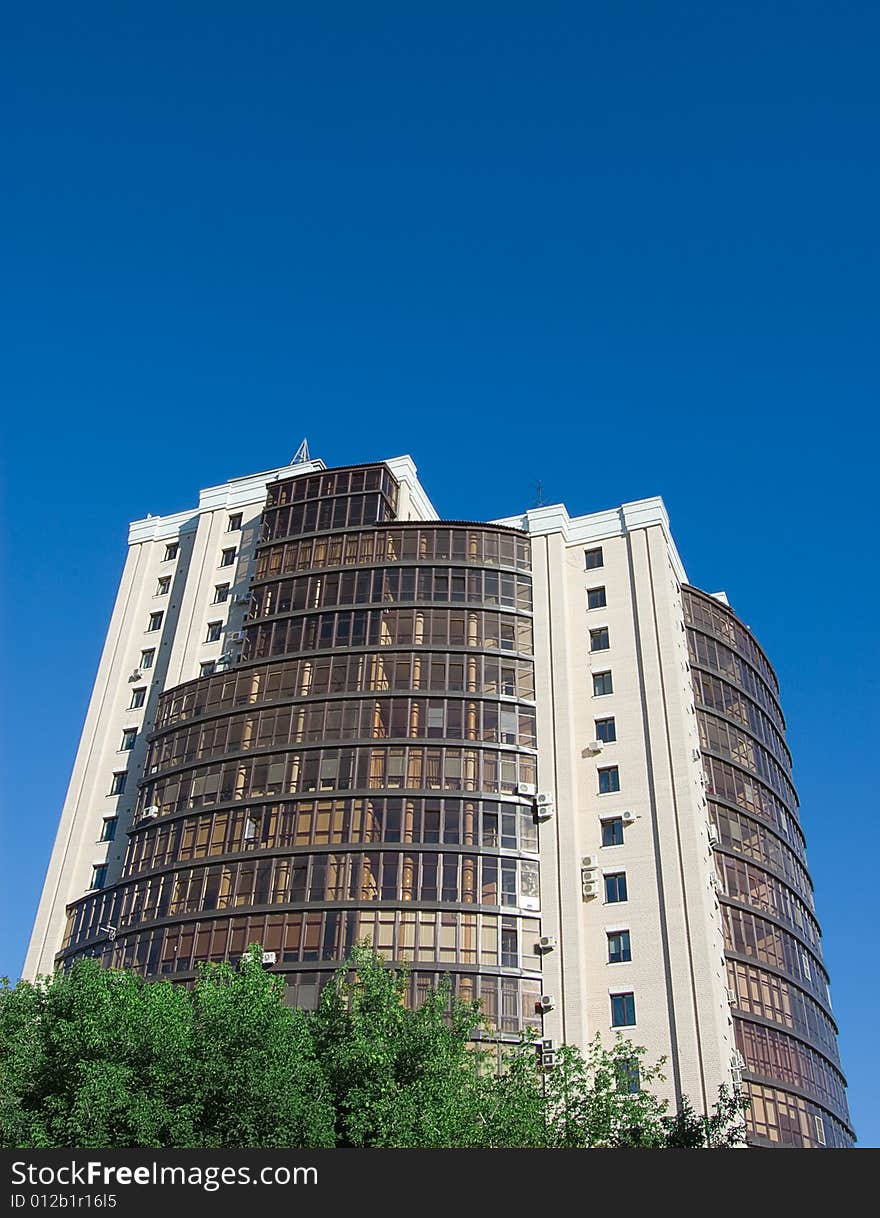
[1,2,877,1144]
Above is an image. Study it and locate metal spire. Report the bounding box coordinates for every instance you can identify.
[291,438,311,464]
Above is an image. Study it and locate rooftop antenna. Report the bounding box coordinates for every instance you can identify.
[534,480,545,508]
[292,438,311,465]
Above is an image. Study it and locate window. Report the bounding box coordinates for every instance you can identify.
[607,930,631,963]
[598,766,620,794]
[147,612,164,632]
[611,992,636,1027]
[214,584,230,604]
[593,671,613,696]
[120,729,137,751]
[587,586,607,609]
[205,621,222,643]
[227,513,243,531]
[585,547,603,570]
[100,818,118,842]
[109,772,127,796]
[163,543,179,561]
[90,865,108,891]
[220,548,237,567]
[602,817,624,847]
[595,717,616,743]
[129,687,146,709]
[814,1115,826,1147]
[200,661,216,677]
[615,1058,640,1093]
[590,627,610,651]
[156,576,171,596]
[605,872,627,903]
[140,649,155,670]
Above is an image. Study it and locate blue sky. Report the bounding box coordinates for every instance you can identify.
[1,2,877,1144]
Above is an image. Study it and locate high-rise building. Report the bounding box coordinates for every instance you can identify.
[25,452,854,1148]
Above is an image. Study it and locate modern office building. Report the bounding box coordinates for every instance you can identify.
[25,450,854,1148]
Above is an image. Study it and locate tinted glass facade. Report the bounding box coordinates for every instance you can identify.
[59,464,543,1033]
[683,586,854,1148]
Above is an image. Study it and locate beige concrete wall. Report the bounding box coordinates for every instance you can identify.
[512,501,735,1112]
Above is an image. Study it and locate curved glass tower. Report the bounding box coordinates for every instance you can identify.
[684,587,854,1147]
[57,463,544,1033]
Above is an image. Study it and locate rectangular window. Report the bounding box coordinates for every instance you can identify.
[611,992,636,1027]
[601,817,624,847]
[585,547,603,570]
[90,865,108,891]
[147,612,163,632]
[214,584,230,604]
[140,649,155,669]
[100,818,118,843]
[227,513,243,531]
[814,1115,826,1146]
[607,930,631,963]
[200,661,216,677]
[120,729,137,751]
[616,1058,640,1093]
[587,586,607,609]
[205,621,223,643]
[605,872,627,903]
[590,627,610,651]
[109,772,127,796]
[164,543,179,561]
[129,687,146,709]
[220,548,237,567]
[156,576,171,595]
[598,766,620,794]
[595,717,616,743]
[593,671,613,696]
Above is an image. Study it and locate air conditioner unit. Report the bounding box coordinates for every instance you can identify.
[228,630,244,642]
[261,951,277,966]
[535,791,554,807]
[726,988,737,1005]
[621,809,636,825]
[517,782,537,797]
[538,935,557,951]
[535,803,554,822]
[540,1051,556,1069]
[141,806,159,820]
[129,670,142,682]
[581,855,599,870]
[536,995,554,1012]
[707,823,720,847]
[233,594,250,605]
[586,739,604,754]
[731,1050,746,1072]
[581,880,600,900]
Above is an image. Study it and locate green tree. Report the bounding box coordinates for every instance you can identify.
[0,950,334,1149]
[1,948,747,1149]
[661,1088,748,1148]
[309,944,489,1147]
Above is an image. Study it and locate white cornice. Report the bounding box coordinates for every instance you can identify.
[383,455,439,521]
[492,496,688,583]
[128,510,200,545]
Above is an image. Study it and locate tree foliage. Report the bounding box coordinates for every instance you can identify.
[0,946,747,1149]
